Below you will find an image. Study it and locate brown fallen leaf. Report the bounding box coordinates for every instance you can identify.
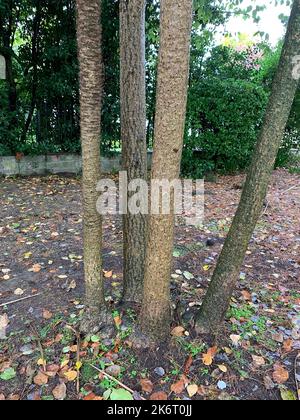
[0,394,5,401]
[184,355,193,374]
[150,392,168,401]
[52,382,67,400]
[241,290,251,301]
[104,271,113,278]
[33,371,49,386]
[171,378,185,395]
[30,264,42,273]
[140,379,154,394]
[171,326,185,337]
[273,364,289,384]
[43,309,53,320]
[114,315,122,328]
[202,346,218,366]
[283,339,293,353]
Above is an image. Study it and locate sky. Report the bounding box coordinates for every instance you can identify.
[223,0,292,46]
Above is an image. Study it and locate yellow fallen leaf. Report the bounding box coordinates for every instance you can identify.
[218,365,228,373]
[64,370,78,382]
[75,361,82,371]
[187,384,198,398]
[37,358,47,367]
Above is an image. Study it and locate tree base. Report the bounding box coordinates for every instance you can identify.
[130,328,161,350]
[80,306,115,338]
[194,313,213,336]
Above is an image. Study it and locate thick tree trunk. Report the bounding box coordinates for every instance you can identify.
[138,0,193,342]
[76,0,113,334]
[120,0,147,303]
[196,0,300,334]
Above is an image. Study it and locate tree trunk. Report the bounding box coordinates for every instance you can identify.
[196,0,300,335]
[138,0,193,342]
[120,0,147,303]
[21,1,42,144]
[76,0,113,334]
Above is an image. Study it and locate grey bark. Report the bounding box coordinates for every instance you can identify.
[120,0,147,303]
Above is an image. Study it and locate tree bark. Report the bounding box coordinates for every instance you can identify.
[138,0,193,342]
[120,0,147,303]
[76,0,113,334]
[195,0,300,334]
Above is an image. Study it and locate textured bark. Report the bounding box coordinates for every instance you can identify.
[139,0,193,341]
[120,0,147,303]
[196,0,300,334]
[76,0,112,334]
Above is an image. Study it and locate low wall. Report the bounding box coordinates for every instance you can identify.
[0,153,153,176]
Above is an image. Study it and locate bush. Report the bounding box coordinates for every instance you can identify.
[182,77,268,178]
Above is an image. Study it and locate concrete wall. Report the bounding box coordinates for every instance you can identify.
[0,153,153,176]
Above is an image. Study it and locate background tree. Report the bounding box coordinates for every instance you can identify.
[138,0,193,343]
[120,0,147,303]
[76,0,112,334]
[195,0,300,334]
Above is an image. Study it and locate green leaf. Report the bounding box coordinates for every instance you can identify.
[0,367,16,381]
[110,388,133,401]
[280,388,297,401]
[91,335,101,343]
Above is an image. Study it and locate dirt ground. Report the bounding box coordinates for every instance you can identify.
[0,169,299,401]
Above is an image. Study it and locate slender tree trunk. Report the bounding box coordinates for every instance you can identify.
[76,0,113,334]
[138,0,193,342]
[196,0,300,334]
[120,0,147,303]
[21,1,41,144]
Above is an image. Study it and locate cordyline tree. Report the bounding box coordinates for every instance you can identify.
[138,0,193,342]
[76,0,113,334]
[195,0,300,335]
[120,0,147,303]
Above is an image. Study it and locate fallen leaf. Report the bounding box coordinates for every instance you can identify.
[30,264,42,273]
[273,364,289,384]
[14,288,24,296]
[64,370,77,382]
[140,379,153,394]
[187,384,198,397]
[283,339,293,352]
[280,388,297,401]
[202,346,218,366]
[114,315,122,328]
[43,309,53,320]
[104,271,113,278]
[171,378,185,395]
[230,335,241,347]
[150,392,168,400]
[241,290,251,301]
[52,382,67,400]
[0,314,9,340]
[171,326,185,337]
[218,365,228,373]
[252,355,266,368]
[33,371,49,386]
